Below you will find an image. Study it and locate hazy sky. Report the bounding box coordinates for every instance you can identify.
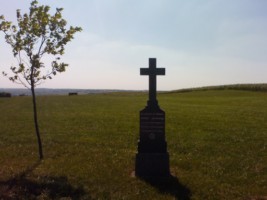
[0,0,267,90]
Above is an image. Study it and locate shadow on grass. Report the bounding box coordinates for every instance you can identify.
[141,175,191,200]
[0,161,87,199]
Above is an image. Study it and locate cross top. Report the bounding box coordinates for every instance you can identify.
[140,58,165,108]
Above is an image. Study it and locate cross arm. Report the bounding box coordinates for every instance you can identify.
[156,68,165,75]
[140,68,149,75]
[140,68,166,75]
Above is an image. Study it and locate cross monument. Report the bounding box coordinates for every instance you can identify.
[140,58,165,109]
[135,58,170,177]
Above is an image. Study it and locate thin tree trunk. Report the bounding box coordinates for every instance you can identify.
[31,86,43,160]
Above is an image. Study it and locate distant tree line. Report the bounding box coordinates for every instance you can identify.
[171,84,267,93]
[0,92,11,97]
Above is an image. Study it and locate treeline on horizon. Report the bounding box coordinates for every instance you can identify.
[1,83,267,97]
[171,83,267,93]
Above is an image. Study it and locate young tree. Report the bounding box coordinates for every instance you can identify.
[0,1,82,159]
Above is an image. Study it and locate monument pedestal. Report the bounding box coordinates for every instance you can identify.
[135,105,170,177]
[135,153,170,177]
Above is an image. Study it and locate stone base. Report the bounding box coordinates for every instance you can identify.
[135,153,170,177]
[137,140,167,153]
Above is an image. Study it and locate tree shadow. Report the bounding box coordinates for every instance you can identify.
[140,175,191,200]
[0,161,87,199]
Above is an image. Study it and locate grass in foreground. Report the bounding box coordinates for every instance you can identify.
[0,90,266,199]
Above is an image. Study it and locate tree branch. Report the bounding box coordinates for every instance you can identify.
[17,75,30,89]
[38,35,46,56]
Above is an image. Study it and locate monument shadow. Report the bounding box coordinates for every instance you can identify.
[140,175,191,200]
[0,161,87,199]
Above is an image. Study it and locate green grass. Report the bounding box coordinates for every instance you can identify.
[0,90,266,199]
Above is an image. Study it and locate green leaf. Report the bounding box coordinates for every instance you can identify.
[0,0,82,89]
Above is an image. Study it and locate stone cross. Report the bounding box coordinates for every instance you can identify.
[140,58,165,108]
[136,58,170,177]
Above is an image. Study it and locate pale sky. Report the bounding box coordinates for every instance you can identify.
[0,0,267,90]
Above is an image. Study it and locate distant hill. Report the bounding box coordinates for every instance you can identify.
[0,88,137,96]
[1,84,267,96]
[171,83,267,93]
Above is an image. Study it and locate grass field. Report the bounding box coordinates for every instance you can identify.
[0,90,266,199]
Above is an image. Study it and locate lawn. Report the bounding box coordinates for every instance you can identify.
[0,90,266,199]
